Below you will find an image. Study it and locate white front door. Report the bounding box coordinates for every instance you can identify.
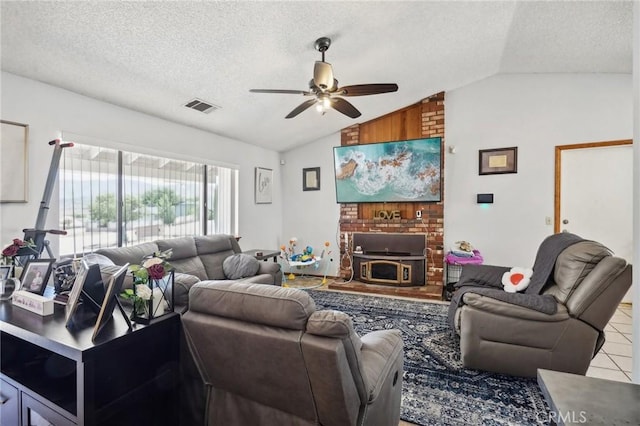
[558,141,633,302]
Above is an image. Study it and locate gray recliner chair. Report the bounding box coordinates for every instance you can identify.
[450,235,632,378]
[182,281,404,426]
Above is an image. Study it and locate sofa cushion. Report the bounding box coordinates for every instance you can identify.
[199,252,234,280]
[167,257,208,281]
[95,242,158,267]
[241,274,277,285]
[188,281,315,330]
[195,235,239,279]
[194,234,238,255]
[157,237,198,260]
[223,254,260,279]
[545,241,611,303]
[173,272,201,308]
[307,310,363,351]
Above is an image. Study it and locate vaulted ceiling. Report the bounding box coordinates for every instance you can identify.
[1,1,633,152]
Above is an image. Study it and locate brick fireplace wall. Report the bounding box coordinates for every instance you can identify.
[337,92,445,298]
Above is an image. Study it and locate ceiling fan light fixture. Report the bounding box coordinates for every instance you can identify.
[250,36,398,119]
[313,61,334,90]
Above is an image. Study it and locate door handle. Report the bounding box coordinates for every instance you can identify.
[562,219,569,224]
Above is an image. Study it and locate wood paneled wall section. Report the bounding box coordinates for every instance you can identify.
[359,104,423,144]
[338,92,445,298]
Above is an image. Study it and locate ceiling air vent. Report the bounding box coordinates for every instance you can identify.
[184,98,220,114]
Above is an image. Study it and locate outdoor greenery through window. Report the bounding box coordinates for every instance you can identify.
[59,143,238,256]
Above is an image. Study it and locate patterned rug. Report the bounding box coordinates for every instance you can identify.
[308,290,550,426]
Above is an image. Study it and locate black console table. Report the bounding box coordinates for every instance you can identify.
[0,299,179,425]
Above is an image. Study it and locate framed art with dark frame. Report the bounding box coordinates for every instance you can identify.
[303,167,320,191]
[1,120,29,203]
[255,167,273,204]
[0,265,12,280]
[479,147,518,175]
[19,258,55,295]
[92,263,130,341]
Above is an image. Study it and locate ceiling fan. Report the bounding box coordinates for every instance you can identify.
[250,37,398,119]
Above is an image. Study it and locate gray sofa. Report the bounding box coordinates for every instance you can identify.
[95,234,282,310]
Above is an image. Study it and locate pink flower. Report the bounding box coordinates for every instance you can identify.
[2,238,34,260]
[2,245,18,257]
[147,263,166,280]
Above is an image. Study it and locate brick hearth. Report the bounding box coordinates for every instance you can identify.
[328,279,443,300]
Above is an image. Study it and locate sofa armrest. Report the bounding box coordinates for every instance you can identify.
[359,329,403,402]
[462,292,569,321]
[454,264,511,289]
[257,262,282,285]
[257,261,280,276]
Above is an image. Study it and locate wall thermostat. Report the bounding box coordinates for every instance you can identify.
[477,193,494,204]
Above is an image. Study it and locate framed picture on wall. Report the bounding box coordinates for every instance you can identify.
[255,167,273,204]
[479,147,518,175]
[303,167,320,191]
[1,120,29,203]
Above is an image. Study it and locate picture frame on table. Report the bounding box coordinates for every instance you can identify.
[92,263,130,341]
[19,258,55,295]
[65,258,105,326]
[479,147,518,175]
[0,265,13,280]
[255,167,273,204]
[302,167,320,191]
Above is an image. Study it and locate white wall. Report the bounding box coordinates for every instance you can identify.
[445,73,633,266]
[0,72,283,253]
[283,74,632,272]
[3,72,632,278]
[280,133,342,277]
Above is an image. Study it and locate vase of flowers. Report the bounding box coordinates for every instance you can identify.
[2,238,36,277]
[121,249,174,323]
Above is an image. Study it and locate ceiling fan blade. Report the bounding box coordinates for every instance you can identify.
[313,61,334,90]
[285,99,317,119]
[336,83,399,97]
[250,89,311,95]
[331,97,361,119]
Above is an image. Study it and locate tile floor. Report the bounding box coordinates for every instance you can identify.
[587,303,634,382]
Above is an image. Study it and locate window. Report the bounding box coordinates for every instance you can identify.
[59,142,237,256]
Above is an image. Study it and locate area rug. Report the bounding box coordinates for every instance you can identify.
[308,290,550,426]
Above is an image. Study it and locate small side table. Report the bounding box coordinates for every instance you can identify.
[537,368,640,425]
[243,249,280,262]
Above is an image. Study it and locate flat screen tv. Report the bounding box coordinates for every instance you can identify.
[333,137,442,203]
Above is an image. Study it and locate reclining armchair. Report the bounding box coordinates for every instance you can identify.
[182,281,404,426]
[449,233,631,378]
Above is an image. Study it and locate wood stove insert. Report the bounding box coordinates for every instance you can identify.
[352,233,426,287]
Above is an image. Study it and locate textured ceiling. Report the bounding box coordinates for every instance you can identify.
[1,1,633,152]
